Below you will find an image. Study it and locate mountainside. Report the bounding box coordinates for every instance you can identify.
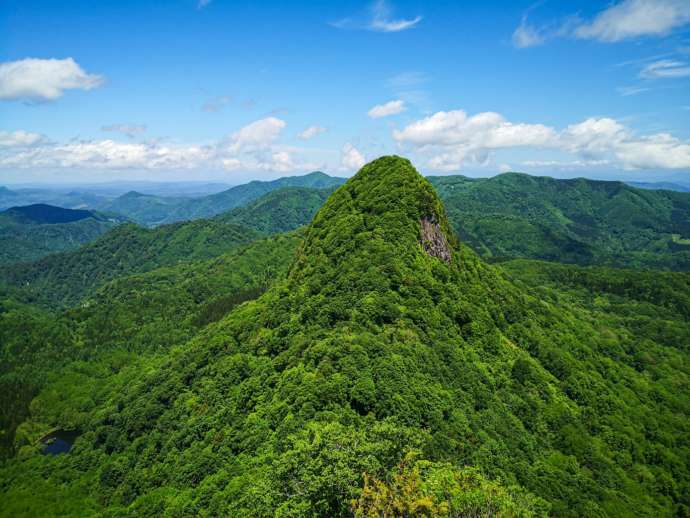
[430,173,690,270]
[0,204,126,266]
[98,191,190,226]
[2,157,688,516]
[161,171,346,224]
[0,219,260,308]
[216,186,336,234]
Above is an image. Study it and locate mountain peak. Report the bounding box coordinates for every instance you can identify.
[287,156,457,300]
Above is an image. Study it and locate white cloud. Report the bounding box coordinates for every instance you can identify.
[368,99,406,118]
[393,110,555,169]
[514,1,690,49]
[202,96,231,112]
[575,0,690,42]
[640,59,690,78]
[0,58,104,102]
[101,124,147,138]
[198,0,212,8]
[0,117,314,174]
[394,109,690,171]
[298,125,327,140]
[0,139,212,170]
[331,0,421,32]
[0,130,46,147]
[226,117,286,152]
[512,17,545,48]
[341,143,366,170]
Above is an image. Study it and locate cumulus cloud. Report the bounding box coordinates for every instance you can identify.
[393,110,555,170]
[101,124,147,138]
[341,143,366,170]
[0,130,46,147]
[640,59,690,78]
[0,117,314,174]
[298,125,327,140]
[394,109,690,171]
[0,58,104,102]
[368,100,406,118]
[331,0,421,32]
[226,117,286,152]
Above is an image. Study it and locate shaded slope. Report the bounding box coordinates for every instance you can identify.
[0,219,259,308]
[0,204,125,266]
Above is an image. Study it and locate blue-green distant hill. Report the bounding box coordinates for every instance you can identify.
[0,204,126,266]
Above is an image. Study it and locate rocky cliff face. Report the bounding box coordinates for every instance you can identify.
[420,216,452,263]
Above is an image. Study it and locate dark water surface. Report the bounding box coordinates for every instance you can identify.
[41,429,80,455]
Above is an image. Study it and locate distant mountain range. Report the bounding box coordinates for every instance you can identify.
[2,170,689,273]
[0,204,126,266]
[157,171,345,224]
[626,181,690,193]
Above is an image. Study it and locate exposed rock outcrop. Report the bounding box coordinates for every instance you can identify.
[420,216,451,263]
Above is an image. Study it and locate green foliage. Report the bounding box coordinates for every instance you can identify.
[0,204,125,266]
[353,453,548,517]
[1,157,689,517]
[0,219,260,308]
[0,232,300,459]
[217,186,335,234]
[429,173,690,270]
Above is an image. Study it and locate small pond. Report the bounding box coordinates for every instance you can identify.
[40,429,80,455]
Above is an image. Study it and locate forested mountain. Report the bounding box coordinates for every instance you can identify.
[1,157,688,516]
[0,219,259,308]
[0,188,108,212]
[167,172,690,271]
[430,173,690,270]
[97,191,190,226]
[0,204,126,266]
[216,186,336,234]
[160,171,346,224]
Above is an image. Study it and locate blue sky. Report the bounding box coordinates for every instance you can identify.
[1,0,690,184]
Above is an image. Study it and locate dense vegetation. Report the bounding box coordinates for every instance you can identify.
[0,232,301,460]
[217,186,335,234]
[160,171,345,224]
[0,219,259,308]
[1,157,688,517]
[0,204,125,266]
[430,173,690,270]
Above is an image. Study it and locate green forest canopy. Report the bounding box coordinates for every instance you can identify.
[0,157,688,517]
